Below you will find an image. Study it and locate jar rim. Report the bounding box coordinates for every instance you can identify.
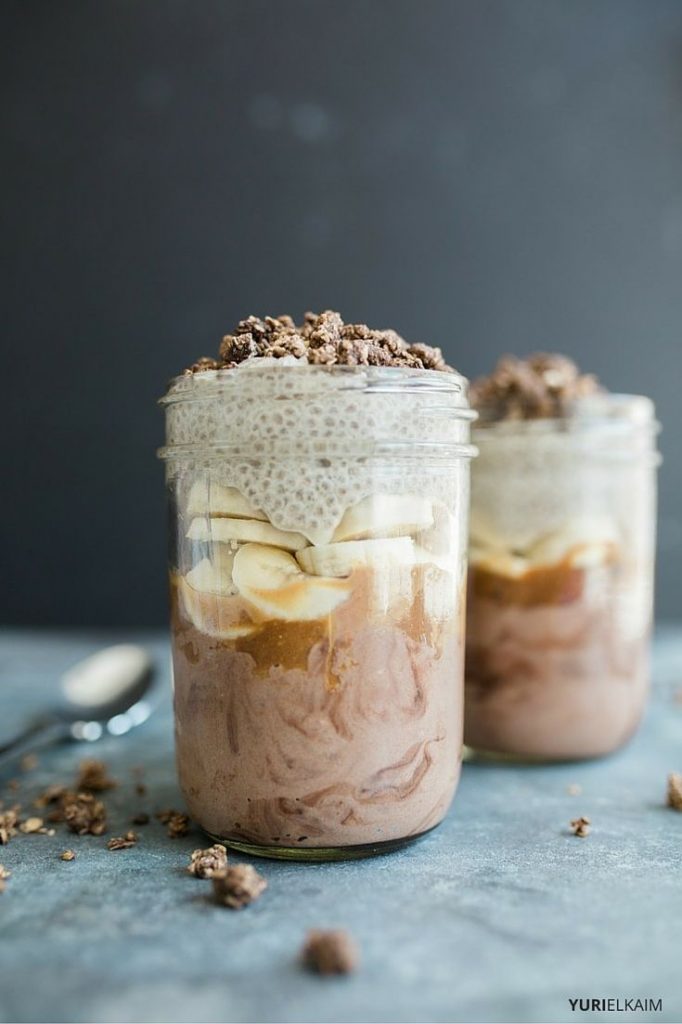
[473,393,659,435]
[159,362,473,408]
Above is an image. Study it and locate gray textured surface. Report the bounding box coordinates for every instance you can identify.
[0,627,681,1024]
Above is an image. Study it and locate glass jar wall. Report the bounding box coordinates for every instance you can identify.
[159,364,476,859]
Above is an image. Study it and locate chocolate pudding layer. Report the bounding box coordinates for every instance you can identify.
[465,559,650,759]
[172,565,463,851]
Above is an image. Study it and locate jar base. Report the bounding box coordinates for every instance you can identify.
[204,826,438,862]
[464,742,629,765]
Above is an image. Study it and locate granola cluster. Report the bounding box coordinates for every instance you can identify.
[212,864,267,909]
[63,792,108,836]
[76,759,116,793]
[570,816,591,838]
[187,843,228,879]
[185,310,454,374]
[470,353,600,421]
[301,929,359,975]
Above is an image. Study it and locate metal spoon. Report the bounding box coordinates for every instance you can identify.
[0,644,155,768]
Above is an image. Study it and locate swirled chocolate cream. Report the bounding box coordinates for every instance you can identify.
[162,312,471,853]
[466,354,657,760]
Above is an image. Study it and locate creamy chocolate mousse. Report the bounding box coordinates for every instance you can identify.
[160,312,475,857]
[466,354,658,760]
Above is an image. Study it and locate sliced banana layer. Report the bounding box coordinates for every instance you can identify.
[186,481,266,521]
[187,517,309,552]
[332,494,433,542]
[469,515,620,576]
[178,577,256,639]
[297,537,417,577]
[468,549,530,578]
[529,516,619,569]
[233,543,352,621]
[185,551,238,596]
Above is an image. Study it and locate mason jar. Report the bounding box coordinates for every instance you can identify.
[159,362,476,860]
[465,393,660,760]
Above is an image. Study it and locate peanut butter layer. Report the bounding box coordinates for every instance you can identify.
[171,563,458,681]
[470,552,620,608]
[470,561,587,607]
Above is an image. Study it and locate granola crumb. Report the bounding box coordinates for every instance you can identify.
[570,816,591,838]
[107,831,138,851]
[567,783,582,797]
[0,809,19,845]
[131,812,150,826]
[63,792,107,836]
[156,809,191,838]
[132,766,147,797]
[20,754,39,772]
[666,772,682,810]
[188,844,228,879]
[0,864,11,893]
[19,817,44,834]
[212,864,267,908]
[76,759,116,792]
[60,850,76,861]
[301,929,359,975]
[34,784,67,809]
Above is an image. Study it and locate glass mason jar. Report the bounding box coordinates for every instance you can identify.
[159,363,476,860]
[465,393,660,761]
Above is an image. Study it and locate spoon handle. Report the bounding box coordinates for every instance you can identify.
[0,716,72,769]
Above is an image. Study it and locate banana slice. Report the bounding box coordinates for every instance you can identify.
[297,537,415,577]
[233,544,352,621]
[185,552,237,596]
[187,517,308,551]
[529,517,619,569]
[469,549,530,578]
[332,494,433,542]
[178,576,256,639]
[186,481,266,521]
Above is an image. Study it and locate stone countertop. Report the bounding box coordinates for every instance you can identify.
[0,627,681,1024]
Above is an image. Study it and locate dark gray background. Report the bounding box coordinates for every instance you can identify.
[2,0,681,627]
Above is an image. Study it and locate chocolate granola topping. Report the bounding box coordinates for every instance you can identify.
[666,772,682,810]
[185,310,455,374]
[188,844,228,879]
[470,353,600,421]
[60,850,76,861]
[212,864,267,908]
[301,929,359,975]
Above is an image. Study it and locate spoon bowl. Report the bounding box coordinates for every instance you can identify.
[0,643,156,767]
